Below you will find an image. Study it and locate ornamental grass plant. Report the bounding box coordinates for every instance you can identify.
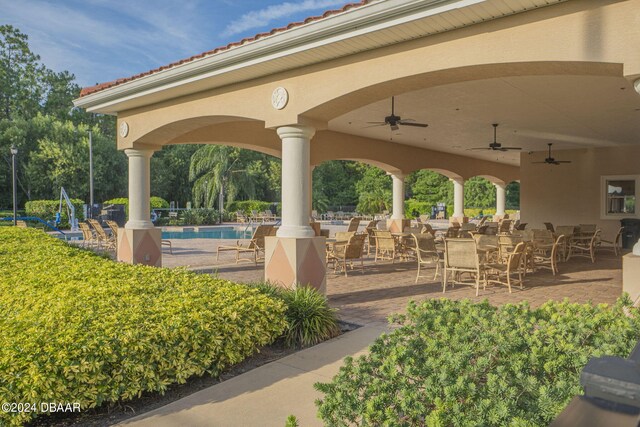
[249,283,340,348]
[315,298,640,426]
[0,228,287,427]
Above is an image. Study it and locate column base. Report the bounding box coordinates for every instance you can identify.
[387,218,411,233]
[117,228,162,267]
[450,216,469,225]
[265,236,326,294]
[493,214,506,222]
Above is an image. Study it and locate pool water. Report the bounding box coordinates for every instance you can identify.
[161,228,254,240]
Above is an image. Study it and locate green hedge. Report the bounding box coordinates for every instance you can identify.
[0,228,287,426]
[24,199,85,228]
[103,196,169,213]
[182,208,220,225]
[226,200,272,214]
[315,298,640,426]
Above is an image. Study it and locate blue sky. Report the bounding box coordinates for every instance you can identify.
[1,0,349,88]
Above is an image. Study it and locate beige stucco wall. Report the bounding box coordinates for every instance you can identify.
[521,145,640,239]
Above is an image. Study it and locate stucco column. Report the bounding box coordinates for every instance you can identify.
[390,173,405,220]
[118,148,162,266]
[276,125,315,238]
[451,177,465,223]
[265,125,326,293]
[387,172,409,232]
[494,182,506,220]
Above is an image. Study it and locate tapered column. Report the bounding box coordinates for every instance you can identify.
[265,126,326,293]
[277,126,315,238]
[117,148,162,266]
[391,173,405,219]
[494,182,507,221]
[451,177,466,223]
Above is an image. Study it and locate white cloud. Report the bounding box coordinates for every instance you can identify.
[223,0,347,36]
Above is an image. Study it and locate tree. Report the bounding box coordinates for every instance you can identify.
[407,170,452,206]
[313,161,362,212]
[0,25,45,121]
[464,177,496,208]
[354,165,392,214]
[506,181,520,210]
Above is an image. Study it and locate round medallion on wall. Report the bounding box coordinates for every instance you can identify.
[119,121,129,138]
[271,87,289,110]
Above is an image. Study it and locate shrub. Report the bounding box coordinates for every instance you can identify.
[182,208,220,225]
[25,198,85,228]
[226,200,272,214]
[103,196,169,214]
[0,228,287,426]
[315,298,640,426]
[249,283,340,348]
[405,199,431,217]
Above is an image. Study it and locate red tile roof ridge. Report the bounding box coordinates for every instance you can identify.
[79,0,373,98]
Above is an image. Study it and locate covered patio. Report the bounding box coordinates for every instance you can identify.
[74,0,640,295]
[160,234,622,325]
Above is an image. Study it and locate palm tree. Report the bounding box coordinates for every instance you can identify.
[189,145,256,209]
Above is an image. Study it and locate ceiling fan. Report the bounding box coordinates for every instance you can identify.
[365,97,428,131]
[532,143,572,165]
[468,123,521,151]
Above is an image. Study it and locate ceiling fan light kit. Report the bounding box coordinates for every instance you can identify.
[531,143,571,165]
[468,123,522,152]
[366,97,428,130]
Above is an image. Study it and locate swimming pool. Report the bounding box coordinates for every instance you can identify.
[161,227,254,240]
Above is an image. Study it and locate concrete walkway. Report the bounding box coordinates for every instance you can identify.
[118,323,390,427]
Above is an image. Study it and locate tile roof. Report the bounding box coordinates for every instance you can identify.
[79,0,373,97]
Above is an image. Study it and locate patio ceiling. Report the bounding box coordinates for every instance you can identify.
[329,74,640,166]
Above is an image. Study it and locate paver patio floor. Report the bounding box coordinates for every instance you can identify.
[161,235,622,326]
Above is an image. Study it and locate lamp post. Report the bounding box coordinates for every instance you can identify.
[88,130,94,218]
[10,145,18,226]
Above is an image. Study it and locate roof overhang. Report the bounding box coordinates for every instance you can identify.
[74,0,565,114]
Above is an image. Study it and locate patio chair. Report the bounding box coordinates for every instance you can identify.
[498,234,523,263]
[373,229,397,263]
[443,238,487,296]
[476,216,489,227]
[444,227,459,238]
[570,229,601,263]
[79,222,99,249]
[597,226,623,256]
[216,224,273,264]
[435,211,445,220]
[87,219,116,251]
[485,241,526,293]
[346,217,361,232]
[498,219,512,234]
[235,211,248,223]
[555,225,576,260]
[544,222,555,233]
[515,222,527,230]
[484,222,499,235]
[326,233,366,277]
[534,234,565,275]
[413,234,443,283]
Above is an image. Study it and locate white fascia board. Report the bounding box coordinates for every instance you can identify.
[74,0,487,113]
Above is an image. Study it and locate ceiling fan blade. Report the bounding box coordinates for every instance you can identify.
[499,147,522,150]
[390,124,399,131]
[399,121,428,128]
[366,121,386,124]
[555,160,572,163]
[362,123,387,129]
[531,161,549,164]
